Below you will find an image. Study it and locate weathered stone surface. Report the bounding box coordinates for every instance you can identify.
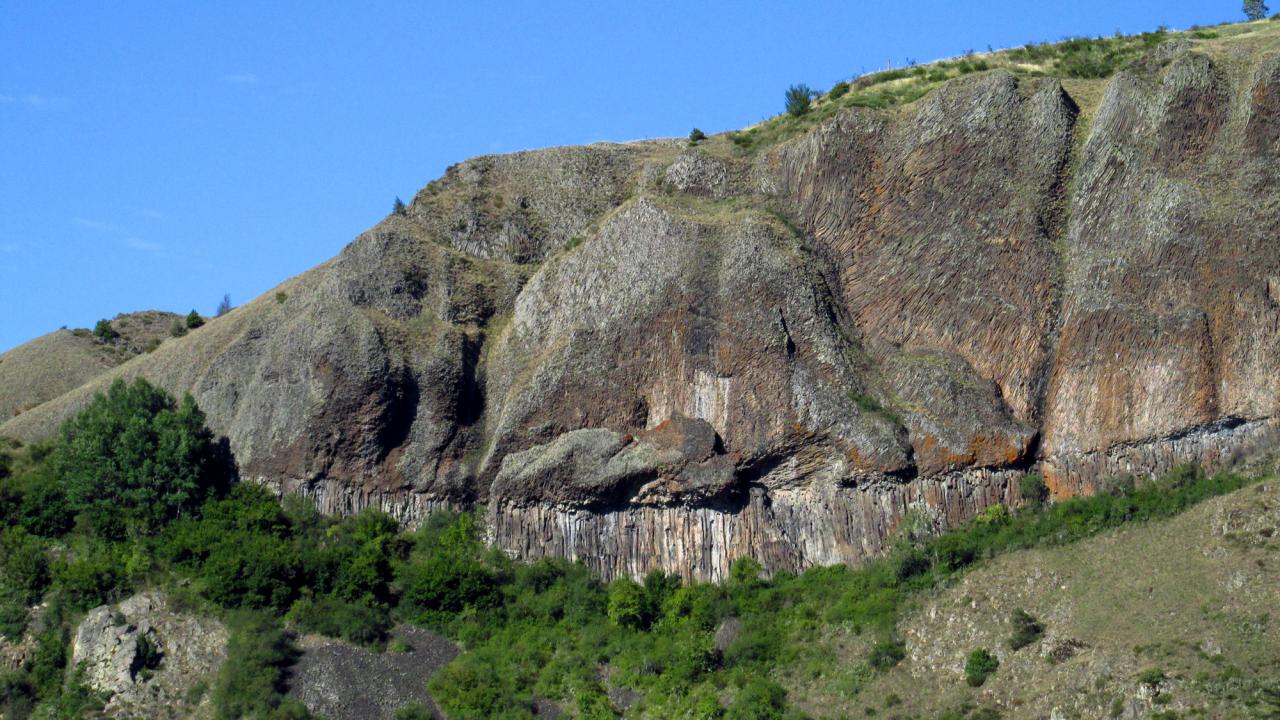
[71,592,227,719]
[5,43,1280,581]
[287,625,457,720]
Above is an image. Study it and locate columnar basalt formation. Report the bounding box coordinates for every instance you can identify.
[5,41,1279,580]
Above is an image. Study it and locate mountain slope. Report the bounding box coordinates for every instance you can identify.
[4,20,1280,581]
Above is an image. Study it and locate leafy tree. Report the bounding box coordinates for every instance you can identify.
[784,84,815,117]
[216,293,233,317]
[1245,0,1270,20]
[607,578,649,629]
[56,377,220,537]
[92,319,118,342]
[186,310,205,329]
[212,613,296,719]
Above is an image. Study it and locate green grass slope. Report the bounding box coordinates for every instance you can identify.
[791,480,1280,719]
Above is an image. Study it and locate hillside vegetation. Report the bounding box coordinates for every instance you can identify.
[2,380,1278,719]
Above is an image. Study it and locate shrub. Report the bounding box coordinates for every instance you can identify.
[976,503,1011,526]
[275,291,288,304]
[964,648,999,686]
[1245,0,1270,20]
[288,595,390,645]
[169,318,187,337]
[216,294,233,317]
[784,84,815,117]
[869,637,905,670]
[1008,609,1043,650]
[829,81,850,100]
[729,556,763,585]
[607,578,651,629]
[726,678,787,720]
[185,310,204,329]
[142,337,162,353]
[92,319,119,342]
[393,197,407,215]
[212,613,295,719]
[1019,473,1048,505]
[688,128,706,144]
[1137,667,1166,687]
[394,704,433,720]
[57,378,221,537]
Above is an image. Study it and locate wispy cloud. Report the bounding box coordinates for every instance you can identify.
[0,93,60,108]
[124,237,164,253]
[133,208,165,222]
[222,73,260,85]
[72,217,120,233]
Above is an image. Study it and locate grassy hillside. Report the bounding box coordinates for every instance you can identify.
[0,311,182,421]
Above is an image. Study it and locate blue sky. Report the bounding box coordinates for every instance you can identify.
[0,1,1235,352]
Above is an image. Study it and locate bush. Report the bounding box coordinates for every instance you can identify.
[688,128,706,144]
[393,197,407,215]
[964,648,999,686]
[288,595,390,645]
[607,578,650,629]
[976,503,1011,526]
[212,613,295,719]
[57,378,221,537]
[92,319,118,342]
[1008,609,1043,650]
[1019,474,1048,505]
[169,318,187,338]
[185,310,204,329]
[828,81,850,100]
[726,678,787,720]
[275,291,288,304]
[1137,667,1166,687]
[784,84,815,117]
[869,637,905,670]
[394,704,433,720]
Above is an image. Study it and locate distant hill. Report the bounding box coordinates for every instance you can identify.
[0,311,182,421]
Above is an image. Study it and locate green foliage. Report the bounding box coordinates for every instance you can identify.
[1245,0,1270,20]
[688,128,707,144]
[394,704,434,720]
[869,637,906,670]
[1138,667,1167,687]
[607,578,650,629]
[726,678,787,719]
[397,513,502,627]
[212,613,295,719]
[975,503,1011,526]
[57,377,220,537]
[828,81,850,100]
[784,84,815,117]
[1008,608,1043,650]
[186,310,204,329]
[92,319,118,342]
[170,318,188,337]
[393,196,407,215]
[275,291,288,304]
[964,648,999,687]
[729,556,763,585]
[1019,473,1048,505]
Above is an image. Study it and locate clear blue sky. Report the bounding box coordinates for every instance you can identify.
[0,1,1235,352]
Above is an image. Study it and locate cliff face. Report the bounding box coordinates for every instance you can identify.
[5,35,1280,580]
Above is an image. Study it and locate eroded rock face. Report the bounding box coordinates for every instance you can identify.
[5,45,1280,581]
[72,592,227,719]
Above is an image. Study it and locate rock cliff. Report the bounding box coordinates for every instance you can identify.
[5,29,1280,580]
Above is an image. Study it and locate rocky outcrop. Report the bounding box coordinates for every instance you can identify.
[71,592,227,719]
[4,40,1280,581]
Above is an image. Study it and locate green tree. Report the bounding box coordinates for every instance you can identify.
[784,84,815,117]
[57,378,219,537]
[688,128,706,144]
[393,197,407,215]
[606,578,650,629]
[186,310,205,329]
[92,319,118,342]
[1245,0,1270,20]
